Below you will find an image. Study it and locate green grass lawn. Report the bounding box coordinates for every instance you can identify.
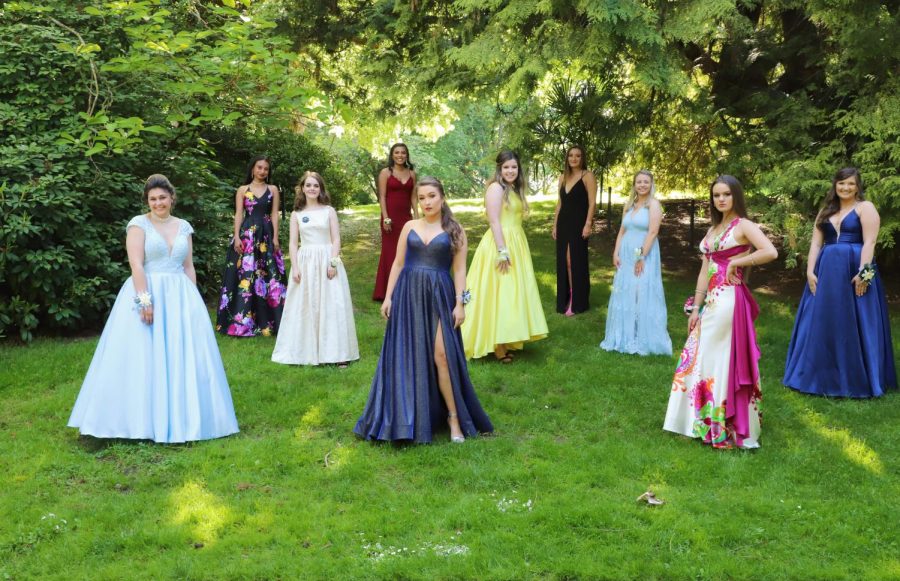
[2,200,898,580]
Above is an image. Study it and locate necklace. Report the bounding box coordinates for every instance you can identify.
[149,213,173,223]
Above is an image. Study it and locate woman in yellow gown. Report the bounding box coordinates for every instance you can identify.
[462,150,549,361]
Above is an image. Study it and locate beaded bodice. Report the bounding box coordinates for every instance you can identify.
[127,215,194,274]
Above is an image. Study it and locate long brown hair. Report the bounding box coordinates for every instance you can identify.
[417,176,464,254]
[294,171,331,210]
[709,175,748,227]
[563,145,587,180]
[816,167,865,230]
[489,150,528,213]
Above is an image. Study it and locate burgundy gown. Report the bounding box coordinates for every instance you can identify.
[373,172,414,300]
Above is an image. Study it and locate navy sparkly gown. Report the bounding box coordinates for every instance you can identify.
[783,210,897,397]
[354,230,493,443]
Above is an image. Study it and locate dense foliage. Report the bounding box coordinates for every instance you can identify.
[274,0,899,265]
[0,1,344,341]
[2,0,897,342]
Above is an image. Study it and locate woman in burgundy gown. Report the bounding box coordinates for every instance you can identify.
[373,143,417,300]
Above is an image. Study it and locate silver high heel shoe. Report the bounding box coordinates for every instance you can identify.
[448,412,465,443]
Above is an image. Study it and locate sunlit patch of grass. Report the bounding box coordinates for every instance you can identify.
[170,480,232,545]
[798,409,885,475]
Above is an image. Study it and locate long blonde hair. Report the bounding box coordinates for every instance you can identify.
[624,170,656,212]
[488,150,529,214]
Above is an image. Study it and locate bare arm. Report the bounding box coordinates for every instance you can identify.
[857,202,879,269]
[126,226,152,325]
[688,251,711,332]
[612,208,627,268]
[377,168,390,229]
[582,171,597,238]
[451,229,469,329]
[381,221,413,318]
[270,185,281,249]
[326,207,341,279]
[730,219,779,268]
[409,171,419,219]
[806,224,823,295]
[852,201,881,296]
[641,199,663,256]
[288,212,300,283]
[485,183,510,273]
[551,174,563,241]
[182,234,197,285]
[232,186,246,252]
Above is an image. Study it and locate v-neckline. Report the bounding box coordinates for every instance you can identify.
[146,216,180,257]
[707,217,739,251]
[830,205,857,238]
[391,172,412,186]
[563,174,584,195]
[411,228,446,247]
[629,203,648,219]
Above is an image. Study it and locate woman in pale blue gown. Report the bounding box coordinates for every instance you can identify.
[600,170,672,355]
[68,175,239,443]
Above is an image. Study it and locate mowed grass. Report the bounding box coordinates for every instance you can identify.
[1,200,898,580]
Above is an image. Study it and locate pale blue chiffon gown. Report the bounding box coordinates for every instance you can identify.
[600,205,672,355]
[68,215,239,443]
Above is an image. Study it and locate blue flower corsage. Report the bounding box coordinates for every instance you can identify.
[458,289,472,305]
[302,216,310,223]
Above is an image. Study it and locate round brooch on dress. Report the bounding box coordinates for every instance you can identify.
[302,216,310,223]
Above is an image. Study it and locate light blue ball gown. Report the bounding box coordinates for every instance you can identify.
[68,215,239,443]
[600,205,672,355]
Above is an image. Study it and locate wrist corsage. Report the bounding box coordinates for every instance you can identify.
[496,247,511,264]
[383,218,392,226]
[329,256,342,268]
[457,289,472,305]
[133,290,152,310]
[858,263,876,283]
[634,247,644,261]
[683,296,700,316]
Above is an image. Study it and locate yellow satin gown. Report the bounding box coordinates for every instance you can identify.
[462,192,549,359]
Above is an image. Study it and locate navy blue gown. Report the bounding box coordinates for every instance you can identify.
[354,230,493,443]
[783,210,897,397]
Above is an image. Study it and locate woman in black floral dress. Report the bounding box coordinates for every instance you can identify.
[216,155,287,336]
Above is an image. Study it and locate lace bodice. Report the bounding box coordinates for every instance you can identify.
[127,215,194,274]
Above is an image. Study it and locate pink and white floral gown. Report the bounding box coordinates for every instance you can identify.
[664,218,762,449]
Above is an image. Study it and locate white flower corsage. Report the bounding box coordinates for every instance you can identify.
[329,256,342,268]
[133,291,152,310]
[858,263,876,283]
[634,247,645,261]
[458,289,472,305]
[497,247,511,264]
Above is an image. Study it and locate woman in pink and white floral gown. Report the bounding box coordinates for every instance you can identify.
[664,176,777,449]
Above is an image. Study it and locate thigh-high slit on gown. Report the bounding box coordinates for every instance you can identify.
[355,230,493,443]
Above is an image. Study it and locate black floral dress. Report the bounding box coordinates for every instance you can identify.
[216,187,286,336]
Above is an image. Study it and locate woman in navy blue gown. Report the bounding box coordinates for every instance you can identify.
[784,167,897,398]
[354,177,493,443]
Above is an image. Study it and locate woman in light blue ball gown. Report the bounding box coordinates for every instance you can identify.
[68,175,239,443]
[600,170,672,355]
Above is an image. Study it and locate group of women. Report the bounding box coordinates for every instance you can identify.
[67,146,896,449]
